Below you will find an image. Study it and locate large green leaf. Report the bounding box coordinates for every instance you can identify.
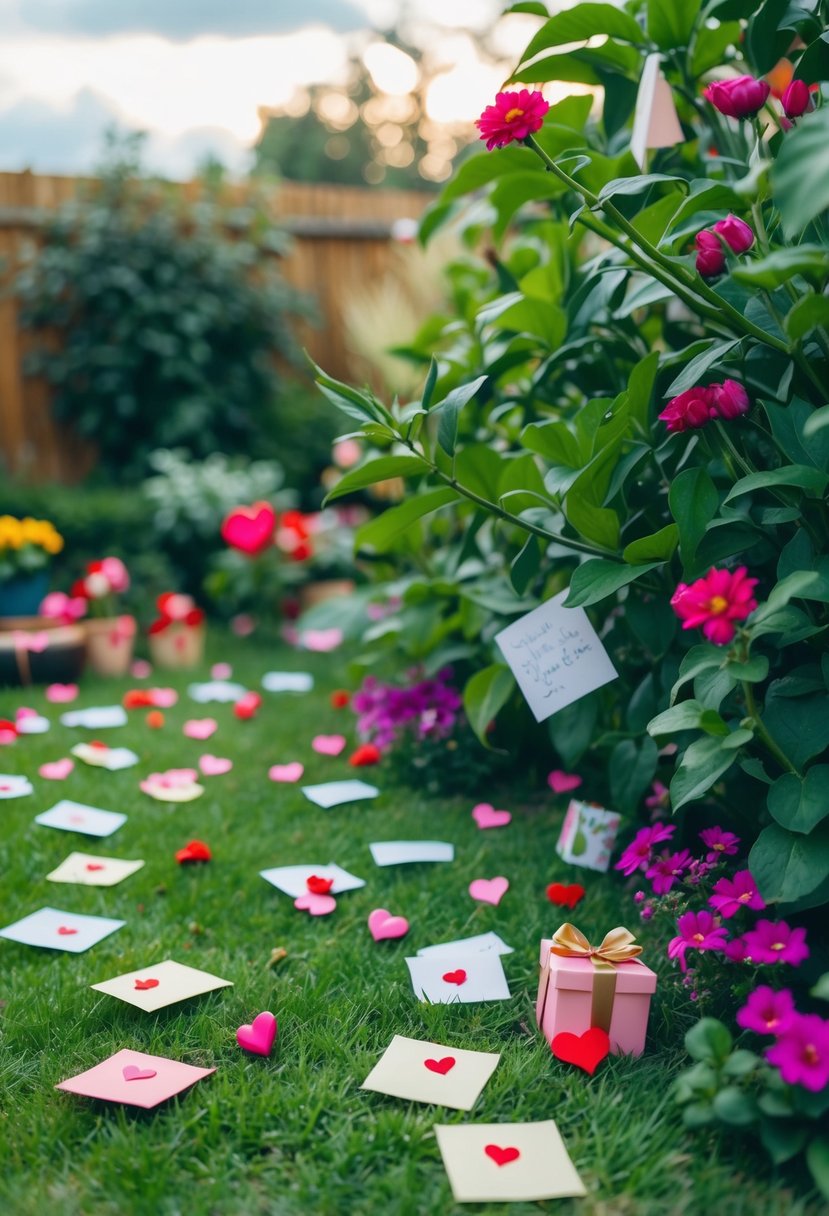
[670,735,738,810]
[610,736,659,814]
[565,491,620,549]
[761,684,829,771]
[750,820,829,906]
[724,464,829,503]
[355,487,458,553]
[623,524,679,562]
[666,340,741,395]
[517,3,645,66]
[443,146,541,202]
[323,456,428,504]
[772,107,829,238]
[565,558,662,607]
[768,766,829,834]
[647,0,701,48]
[463,664,516,747]
[434,375,488,456]
[669,467,720,572]
[731,246,829,290]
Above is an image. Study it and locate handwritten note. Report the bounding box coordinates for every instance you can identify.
[495,592,617,722]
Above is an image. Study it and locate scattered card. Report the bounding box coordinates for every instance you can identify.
[302,780,379,809]
[0,774,33,799]
[36,799,127,838]
[417,932,514,958]
[262,671,314,693]
[56,1048,215,1109]
[405,953,511,1004]
[495,590,617,723]
[16,714,50,735]
[71,743,139,771]
[46,852,145,887]
[369,840,454,867]
[259,863,365,898]
[59,706,128,729]
[0,906,125,953]
[556,798,621,873]
[435,1120,586,1203]
[361,1034,500,1111]
[187,680,247,703]
[91,959,232,1011]
[140,771,204,802]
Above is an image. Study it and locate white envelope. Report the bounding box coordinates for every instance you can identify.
[259,863,365,897]
[302,780,379,809]
[36,799,126,838]
[0,906,125,953]
[187,680,248,703]
[417,932,514,958]
[262,672,314,692]
[71,743,139,771]
[16,715,50,735]
[59,706,128,729]
[370,840,454,866]
[406,953,511,1004]
[0,775,34,799]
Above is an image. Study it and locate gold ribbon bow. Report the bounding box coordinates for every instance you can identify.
[549,923,642,1033]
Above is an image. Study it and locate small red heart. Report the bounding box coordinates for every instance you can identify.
[485,1144,520,1167]
[306,875,334,895]
[57,926,78,935]
[424,1056,455,1075]
[134,978,159,990]
[85,863,105,872]
[442,969,467,986]
[546,881,586,910]
[349,743,381,767]
[175,839,212,864]
[551,1027,610,1076]
[89,740,108,749]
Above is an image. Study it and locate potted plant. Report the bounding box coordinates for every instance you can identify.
[148,592,206,669]
[73,557,136,677]
[0,516,64,618]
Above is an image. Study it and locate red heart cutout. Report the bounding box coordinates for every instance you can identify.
[485,1144,520,1167]
[442,969,467,986]
[349,743,381,767]
[57,926,78,935]
[546,881,586,910]
[85,863,105,872]
[307,875,334,895]
[134,978,159,990]
[221,502,277,556]
[175,839,212,864]
[551,1027,610,1076]
[424,1056,455,1075]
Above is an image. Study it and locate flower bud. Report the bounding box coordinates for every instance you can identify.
[658,386,716,433]
[709,379,750,421]
[704,75,770,120]
[694,229,726,278]
[712,214,754,254]
[781,78,812,119]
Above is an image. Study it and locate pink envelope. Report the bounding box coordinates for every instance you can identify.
[56,1048,215,1109]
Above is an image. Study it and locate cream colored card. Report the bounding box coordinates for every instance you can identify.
[435,1120,586,1203]
[631,53,684,168]
[71,743,139,770]
[361,1035,500,1112]
[46,851,145,887]
[90,959,232,1011]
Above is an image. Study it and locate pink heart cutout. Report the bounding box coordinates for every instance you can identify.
[294,892,337,916]
[122,1065,157,1081]
[39,758,74,781]
[183,718,218,740]
[151,688,178,708]
[472,803,512,830]
[199,754,233,776]
[548,770,583,794]
[301,628,343,653]
[269,762,304,783]
[368,908,410,942]
[13,630,50,653]
[46,683,78,703]
[236,1010,278,1056]
[311,734,346,757]
[221,502,277,555]
[211,662,233,679]
[468,876,509,906]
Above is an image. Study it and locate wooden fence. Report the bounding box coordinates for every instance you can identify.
[0,172,431,483]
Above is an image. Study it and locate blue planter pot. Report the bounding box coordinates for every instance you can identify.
[0,571,50,618]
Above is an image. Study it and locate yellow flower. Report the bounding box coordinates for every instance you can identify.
[0,516,23,550]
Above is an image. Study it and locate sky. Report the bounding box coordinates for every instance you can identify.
[0,0,548,177]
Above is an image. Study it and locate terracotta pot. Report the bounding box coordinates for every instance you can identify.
[148,622,206,669]
[85,615,136,677]
[0,618,86,687]
[300,578,356,611]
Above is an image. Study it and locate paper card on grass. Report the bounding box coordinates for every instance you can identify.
[370,840,454,867]
[0,906,125,953]
[262,671,314,693]
[405,953,511,1004]
[46,852,145,887]
[59,706,128,729]
[495,591,617,723]
[56,1048,215,1109]
[36,799,126,838]
[302,780,379,809]
[71,743,139,771]
[259,863,365,898]
[556,798,621,873]
[17,714,50,735]
[91,958,232,1011]
[435,1120,586,1203]
[361,1034,500,1111]
[417,932,513,958]
[187,680,248,703]
[0,774,34,799]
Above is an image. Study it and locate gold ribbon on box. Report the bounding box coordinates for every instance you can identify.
[549,923,643,1033]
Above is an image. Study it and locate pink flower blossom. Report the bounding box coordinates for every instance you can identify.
[713,215,754,254]
[708,870,765,918]
[743,920,809,967]
[100,556,130,593]
[645,781,670,812]
[700,825,741,858]
[782,79,813,119]
[736,986,796,1036]
[646,847,694,895]
[724,935,750,963]
[658,385,715,432]
[766,1014,829,1092]
[477,89,550,150]
[39,591,87,624]
[671,567,758,645]
[704,76,770,120]
[614,823,676,876]
[695,229,726,277]
[709,379,750,421]
[668,909,729,972]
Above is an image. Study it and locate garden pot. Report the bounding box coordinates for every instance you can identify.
[85,615,137,677]
[0,618,86,687]
[300,578,356,611]
[148,622,205,670]
[0,571,49,619]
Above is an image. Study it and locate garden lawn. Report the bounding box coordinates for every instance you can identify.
[0,633,820,1216]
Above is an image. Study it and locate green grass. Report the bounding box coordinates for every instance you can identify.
[0,633,820,1216]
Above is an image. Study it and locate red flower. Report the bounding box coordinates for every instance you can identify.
[704,76,770,119]
[781,79,813,119]
[476,89,550,150]
[658,386,715,432]
[671,566,758,645]
[695,230,726,278]
[330,690,351,709]
[349,743,381,767]
[709,379,750,421]
[712,214,754,254]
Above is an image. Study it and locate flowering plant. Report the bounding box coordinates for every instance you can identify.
[147,592,205,635]
[0,516,64,583]
[70,556,130,618]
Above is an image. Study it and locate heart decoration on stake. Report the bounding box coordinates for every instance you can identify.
[135,978,159,990]
[122,1065,157,1082]
[484,1145,520,1167]
[546,881,586,910]
[442,969,467,986]
[551,1027,611,1076]
[468,876,509,906]
[268,762,304,783]
[548,770,583,795]
[424,1056,455,1075]
[294,892,337,916]
[221,501,277,556]
[472,803,511,830]
[367,908,409,942]
[236,1010,277,1056]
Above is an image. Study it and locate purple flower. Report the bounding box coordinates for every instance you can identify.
[742,919,809,967]
[736,986,796,1036]
[708,870,766,918]
[667,909,728,973]
[351,668,462,750]
[615,823,676,876]
[724,935,750,963]
[699,826,740,860]
[646,848,694,895]
[766,1014,829,1092]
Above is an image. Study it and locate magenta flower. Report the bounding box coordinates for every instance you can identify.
[782,79,813,119]
[646,847,694,895]
[736,986,796,1036]
[708,870,765,918]
[615,823,676,876]
[766,1014,829,1092]
[672,567,758,645]
[476,89,550,150]
[704,76,770,120]
[695,229,726,277]
[742,919,810,966]
[700,826,741,858]
[709,379,750,421]
[668,909,729,972]
[714,215,754,253]
[645,781,670,812]
[658,385,715,432]
[724,935,750,963]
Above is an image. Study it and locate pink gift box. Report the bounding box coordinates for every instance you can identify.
[536,938,656,1057]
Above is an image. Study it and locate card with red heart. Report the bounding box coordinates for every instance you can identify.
[360,1034,500,1111]
[259,862,365,899]
[90,959,233,1011]
[434,1120,586,1203]
[35,799,127,838]
[0,906,125,953]
[45,852,145,888]
[405,953,511,1004]
[56,1048,215,1109]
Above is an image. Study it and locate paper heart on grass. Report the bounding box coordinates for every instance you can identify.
[424,1056,455,1075]
[57,925,78,935]
[468,876,509,906]
[294,892,337,916]
[12,630,50,653]
[306,875,334,895]
[175,840,212,864]
[46,683,78,704]
[349,744,381,767]
[236,1011,277,1056]
[39,758,74,781]
[221,501,276,556]
[551,1027,610,1076]
[312,734,346,757]
[183,719,217,740]
[234,692,262,721]
[368,908,409,942]
[472,803,511,830]
[211,663,233,679]
[548,770,583,795]
[199,754,233,777]
[122,1065,157,1082]
[269,762,304,783]
[442,969,467,986]
[484,1144,520,1167]
[85,863,104,872]
[134,978,159,990]
[546,882,586,910]
[301,628,343,653]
